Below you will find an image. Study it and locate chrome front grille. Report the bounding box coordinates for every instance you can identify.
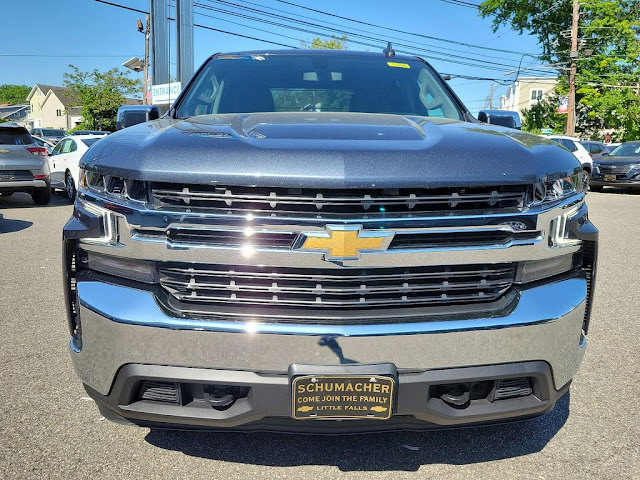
[599,165,631,175]
[150,183,527,216]
[159,263,516,309]
[135,226,539,250]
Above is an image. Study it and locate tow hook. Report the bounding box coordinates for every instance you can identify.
[203,385,236,409]
[440,385,470,406]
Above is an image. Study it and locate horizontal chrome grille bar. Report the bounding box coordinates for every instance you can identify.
[134,226,540,251]
[150,183,528,216]
[159,263,516,310]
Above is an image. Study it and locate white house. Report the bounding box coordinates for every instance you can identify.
[499,76,559,117]
[26,84,83,131]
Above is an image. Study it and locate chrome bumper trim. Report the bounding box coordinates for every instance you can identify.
[72,276,587,395]
[77,276,586,336]
[0,180,47,188]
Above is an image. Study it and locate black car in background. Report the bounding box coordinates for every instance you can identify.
[591,141,640,191]
[580,140,611,160]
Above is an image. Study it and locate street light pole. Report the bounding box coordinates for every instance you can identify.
[142,14,150,104]
[566,0,580,136]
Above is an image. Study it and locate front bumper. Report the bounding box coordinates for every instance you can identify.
[87,361,571,432]
[591,179,640,188]
[70,273,588,430]
[0,179,48,193]
[591,171,640,188]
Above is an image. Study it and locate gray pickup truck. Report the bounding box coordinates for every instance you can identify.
[63,49,597,432]
[0,123,51,205]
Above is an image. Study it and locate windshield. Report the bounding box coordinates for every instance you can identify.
[0,127,32,145]
[42,129,66,137]
[176,53,463,120]
[81,138,102,147]
[610,142,640,156]
[551,138,578,152]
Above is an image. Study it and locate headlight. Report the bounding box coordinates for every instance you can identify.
[76,196,118,245]
[79,168,147,202]
[531,173,582,206]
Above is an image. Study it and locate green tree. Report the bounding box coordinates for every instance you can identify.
[0,84,31,105]
[302,35,348,50]
[63,65,141,131]
[480,0,640,140]
[520,97,567,134]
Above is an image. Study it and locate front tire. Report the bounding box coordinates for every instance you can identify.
[32,187,51,205]
[65,172,76,202]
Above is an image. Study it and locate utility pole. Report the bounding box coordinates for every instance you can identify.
[176,0,194,85]
[566,0,580,136]
[151,0,169,88]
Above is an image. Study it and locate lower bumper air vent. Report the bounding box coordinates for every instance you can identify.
[138,381,181,404]
[494,378,533,400]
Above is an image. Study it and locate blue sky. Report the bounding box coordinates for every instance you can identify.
[0,0,549,114]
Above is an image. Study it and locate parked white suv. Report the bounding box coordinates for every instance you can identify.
[546,135,592,190]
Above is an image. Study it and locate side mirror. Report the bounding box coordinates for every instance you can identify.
[116,105,160,130]
[478,110,522,130]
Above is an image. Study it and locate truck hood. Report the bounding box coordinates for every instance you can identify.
[82,112,580,188]
[596,156,640,167]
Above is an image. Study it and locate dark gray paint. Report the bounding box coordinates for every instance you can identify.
[595,156,640,167]
[81,112,581,188]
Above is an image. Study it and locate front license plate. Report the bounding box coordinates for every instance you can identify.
[292,375,394,420]
[605,174,616,181]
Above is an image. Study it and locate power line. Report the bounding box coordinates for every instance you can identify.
[0,54,138,57]
[232,0,531,63]
[274,0,539,56]
[439,0,481,9]
[197,0,552,74]
[93,0,298,49]
[92,0,537,83]
[192,7,307,45]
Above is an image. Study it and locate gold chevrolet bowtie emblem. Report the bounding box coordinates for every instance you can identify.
[298,225,394,261]
[370,406,388,413]
[0,149,9,154]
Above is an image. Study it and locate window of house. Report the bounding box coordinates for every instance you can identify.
[56,109,62,117]
[530,89,544,102]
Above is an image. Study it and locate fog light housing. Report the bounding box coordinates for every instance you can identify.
[515,253,579,284]
[83,251,158,283]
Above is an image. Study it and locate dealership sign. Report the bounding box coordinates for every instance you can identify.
[152,82,182,105]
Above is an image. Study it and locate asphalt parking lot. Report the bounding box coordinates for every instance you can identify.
[0,190,638,479]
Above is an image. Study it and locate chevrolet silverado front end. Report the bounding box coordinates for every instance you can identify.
[63,50,597,432]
